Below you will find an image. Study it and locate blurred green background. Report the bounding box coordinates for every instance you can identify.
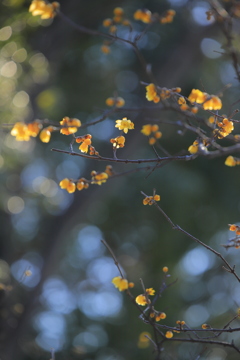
[1,0,240,359]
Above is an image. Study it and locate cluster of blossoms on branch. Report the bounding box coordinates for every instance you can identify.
[112,267,173,338]
[29,0,59,19]
[59,165,114,193]
[223,224,240,249]
[134,8,176,24]
[105,96,125,108]
[141,124,162,145]
[145,83,182,103]
[142,194,161,205]
[101,6,176,54]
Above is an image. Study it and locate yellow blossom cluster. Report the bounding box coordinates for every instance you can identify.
[11,117,81,144]
[134,9,176,24]
[146,84,181,103]
[135,288,155,305]
[214,118,234,139]
[146,83,160,103]
[60,117,81,135]
[59,177,89,193]
[59,178,77,193]
[29,0,60,19]
[176,320,185,327]
[112,276,134,291]
[160,9,176,24]
[150,310,167,322]
[229,224,240,235]
[106,96,125,108]
[188,89,222,110]
[103,7,130,30]
[102,7,130,53]
[91,171,108,185]
[143,194,160,205]
[165,331,173,338]
[141,124,162,145]
[178,96,198,113]
[225,156,240,167]
[226,224,240,249]
[134,9,153,23]
[59,166,113,193]
[11,121,42,141]
[10,121,60,144]
[39,126,56,143]
[75,134,93,153]
[110,136,125,149]
[115,117,134,134]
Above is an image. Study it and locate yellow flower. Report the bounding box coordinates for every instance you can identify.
[11,122,30,141]
[165,331,173,338]
[112,276,129,291]
[149,137,156,145]
[60,117,81,135]
[91,171,108,185]
[155,312,166,321]
[27,120,43,137]
[202,323,211,329]
[115,97,125,107]
[76,178,89,191]
[106,97,125,107]
[135,294,149,306]
[39,126,53,143]
[115,117,134,134]
[191,106,198,114]
[188,89,207,104]
[203,95,222,110]
[59,178,76,193]
[215,118,234,139]
[141,124,154,136]
[101,45,111,54]
[178,97,186,105]
[225,156,236,167]
[146,84,160,103]
[188,140,199,154]
[134,9,152,23]
[105,97,115,106]
[29,0,60,19]
[143,194,160,205]
[103,18,112,27]
[160,9,176,24]
[110,135,125,148]
[76,134,92,153]
[208,116,216,124]
[146,288,155,295]
[229,224,237,231]
[162,266,168,273]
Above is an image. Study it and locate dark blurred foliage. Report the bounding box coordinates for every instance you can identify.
[1,0,240,360]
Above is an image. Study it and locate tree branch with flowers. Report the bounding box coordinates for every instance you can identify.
[3,0,240,359]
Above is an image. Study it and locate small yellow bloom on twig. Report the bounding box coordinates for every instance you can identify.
[29,0,60,19]
[115,117,134,134]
